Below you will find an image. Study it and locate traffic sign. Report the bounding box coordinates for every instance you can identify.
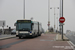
[59,17,65,23]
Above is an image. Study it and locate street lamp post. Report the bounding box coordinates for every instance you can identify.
[59,0,64,40]
[23,0,25,19]
[57,14,58,32]
[48,0,50,31]
[50,7,59,32]
[62,0,63,40]
[54,7,55,32]
[57,7,59,33]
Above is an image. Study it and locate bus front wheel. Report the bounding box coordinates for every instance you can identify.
[19,37,21,39]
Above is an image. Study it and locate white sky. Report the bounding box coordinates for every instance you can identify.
[0,0,75,33]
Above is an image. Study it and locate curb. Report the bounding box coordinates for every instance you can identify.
[0,35,16,40]
[67,41,75,50]
[63,35,69,41]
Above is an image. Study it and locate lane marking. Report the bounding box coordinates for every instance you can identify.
[40,39,54,41]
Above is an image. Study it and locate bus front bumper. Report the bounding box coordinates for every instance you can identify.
[17,33,33,37]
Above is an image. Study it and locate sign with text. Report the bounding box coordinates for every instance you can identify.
[59,17,65,23]
[17,20,31,23]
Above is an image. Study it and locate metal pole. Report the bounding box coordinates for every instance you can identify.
[57,7,59,33]
[48,0,50,30]
[23,0,25,19]
[54,8,55,32]
[2,26,4,34]
[62,0,63,40]
[57,15,58,32]
[2,21,5,34]
[59,0,61,34]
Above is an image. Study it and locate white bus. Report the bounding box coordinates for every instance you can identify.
[15,19,42,39]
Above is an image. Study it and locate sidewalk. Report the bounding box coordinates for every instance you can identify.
[56,33,69,41]
[0,34,16,40]
[54,33,75,50]
[44,33,74,50]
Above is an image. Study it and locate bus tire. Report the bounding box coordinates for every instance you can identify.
[38,33,41,36]
[36,33,38,37]
[19,37,21,39]
[31,35,34,38]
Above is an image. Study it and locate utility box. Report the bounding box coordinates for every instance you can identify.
[0,21,5,26]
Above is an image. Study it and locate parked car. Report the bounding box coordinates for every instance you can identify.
[11,29,16,35]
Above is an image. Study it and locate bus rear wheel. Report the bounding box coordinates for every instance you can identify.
[38,33,41,36]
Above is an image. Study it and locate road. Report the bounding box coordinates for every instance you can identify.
[66,32,75,45]
[0,33,73,50]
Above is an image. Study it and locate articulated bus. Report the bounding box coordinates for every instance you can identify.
[15,19,42,39]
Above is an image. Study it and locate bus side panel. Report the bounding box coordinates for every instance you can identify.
[39,23,42,34]
[33,22,38,35]
[38,22,39,34]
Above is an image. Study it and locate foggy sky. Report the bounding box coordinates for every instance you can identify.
[0,0,75,33]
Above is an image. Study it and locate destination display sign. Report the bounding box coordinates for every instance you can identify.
[17,20,31,23]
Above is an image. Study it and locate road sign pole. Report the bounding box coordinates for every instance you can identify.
[62,0,63,40]
[59,0,61,35]
[59,0,64,40]
[59,17,65,40]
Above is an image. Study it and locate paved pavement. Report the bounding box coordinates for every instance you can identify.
[0,33,74,50]
[0,34,16,40]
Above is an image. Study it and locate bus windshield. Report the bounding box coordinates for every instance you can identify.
[16,23,31,31]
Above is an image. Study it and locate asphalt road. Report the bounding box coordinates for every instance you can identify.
[66,33,75,45]
[0,33,73,50]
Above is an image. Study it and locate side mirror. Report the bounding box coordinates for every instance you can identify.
[14,23,17,26]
